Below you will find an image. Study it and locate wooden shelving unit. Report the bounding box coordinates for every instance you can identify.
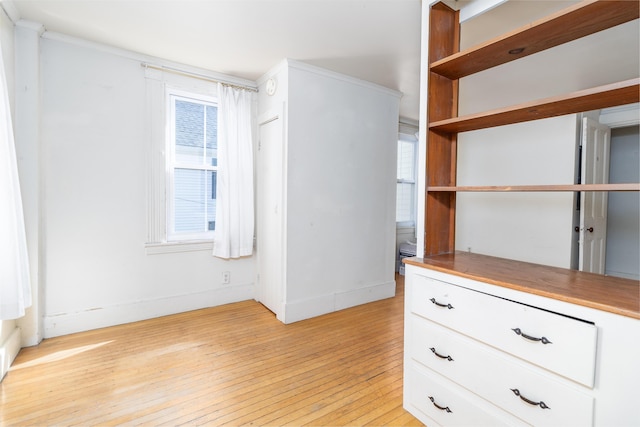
[424,0,640,257]
[430,0,640,80]
[429,78,640,134]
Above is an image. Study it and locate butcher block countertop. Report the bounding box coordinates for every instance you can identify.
[404,251,640,320]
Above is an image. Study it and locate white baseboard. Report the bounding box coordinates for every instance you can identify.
[283,280,396,324]
[335,280,396,311]
[43,283,254,338]
[0,326,21,382]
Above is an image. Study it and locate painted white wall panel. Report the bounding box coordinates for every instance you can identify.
[456,116,578,267]
[287,64,398,302]
[39,39,255,337]
[257,60,400,323]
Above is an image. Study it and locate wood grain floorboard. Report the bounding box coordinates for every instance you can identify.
[0,274,421,426]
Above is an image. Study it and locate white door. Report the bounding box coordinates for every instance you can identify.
[257,113,284,319]
[579,117,611,274]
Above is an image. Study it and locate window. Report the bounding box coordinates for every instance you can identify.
[397,133,417,226]
[167,91,218,241]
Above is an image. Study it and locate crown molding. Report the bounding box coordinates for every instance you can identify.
[15,19,45,35]
[286,58,402,99]
[0,1,20,24]
[41,31,256,90]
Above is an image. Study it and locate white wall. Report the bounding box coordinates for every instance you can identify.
[286,62,399,307]
[36,36,255,338]
[452,4,639,268]
[456,116,579,268]
[256,60,401,323]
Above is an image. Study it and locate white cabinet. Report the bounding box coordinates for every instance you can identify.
[412,274,598,387]
[403,255,640,427]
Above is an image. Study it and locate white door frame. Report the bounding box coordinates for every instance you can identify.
[577,104,639,273]
[578,117,611,274]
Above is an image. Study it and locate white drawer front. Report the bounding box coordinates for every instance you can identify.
[411,316,594,427]
[407,365,517,427]
[412,274,598,387]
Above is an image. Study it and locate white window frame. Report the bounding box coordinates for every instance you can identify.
[166,89,218,242]
[397,132,418,228]
[144,66,219,254]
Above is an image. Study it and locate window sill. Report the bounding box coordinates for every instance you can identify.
[145,240,213,255]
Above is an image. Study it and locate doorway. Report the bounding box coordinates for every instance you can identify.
[605,125,640,280]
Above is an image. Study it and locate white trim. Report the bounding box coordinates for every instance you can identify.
[397,132,418,227]
[145,240,213,255]
[399,117,419,128]
[41,31,257,90]
[165,89,218,242]
[15,19,43,34]
[283,58,402,99]
[0,326,21,382]
[257,110,280,127]
[282,281,396,324]
[145,68,224,247]
[43,283,254,338]
[599,103,640,128]
[459,0,508,23]
[416,0,433,259]
[1,2,21,24]
[145,72,166,244]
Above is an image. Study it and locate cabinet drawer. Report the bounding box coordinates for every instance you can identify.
[406,365,517,427]
[411,274,598,387]
[411,316,594,427]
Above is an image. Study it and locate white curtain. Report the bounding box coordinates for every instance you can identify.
[212,83,254,259]
[0,44,32,320]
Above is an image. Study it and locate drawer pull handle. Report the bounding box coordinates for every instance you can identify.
[428,396,452,413]
[511,388,551,410]
[511,328,552,344]
[430,298,454,309]
[430,347,454,361]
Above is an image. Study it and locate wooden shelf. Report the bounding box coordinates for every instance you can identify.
[430,0,640,80]
[429,78,640,134]
[427,183,640,192]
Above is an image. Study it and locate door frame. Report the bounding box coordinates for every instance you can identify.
[256,106,287,321]
[573,103,639,272]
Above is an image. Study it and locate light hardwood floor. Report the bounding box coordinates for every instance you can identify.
[0,274,421,426]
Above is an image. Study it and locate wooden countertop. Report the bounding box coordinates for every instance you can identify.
[404,252,640,320]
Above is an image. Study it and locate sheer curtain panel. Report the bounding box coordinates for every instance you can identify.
[0,44,32,320]
[212,83,254,259]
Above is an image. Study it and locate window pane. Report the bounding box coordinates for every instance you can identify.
[206,105,218,167]
[207,171,217,231]
[175,100,204,165]
[397,140,415,181]
[396,182,415,223]
[174,168,206,233]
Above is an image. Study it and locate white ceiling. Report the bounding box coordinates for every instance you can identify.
[5,0,424,122]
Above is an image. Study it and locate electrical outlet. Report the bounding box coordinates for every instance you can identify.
[222,271,231,284]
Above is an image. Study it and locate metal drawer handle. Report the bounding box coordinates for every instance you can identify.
[511,328,552,344]
[511,388,551,410]
[430,298,454,309]
[429,347,454,361]
[428,396,452,413]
